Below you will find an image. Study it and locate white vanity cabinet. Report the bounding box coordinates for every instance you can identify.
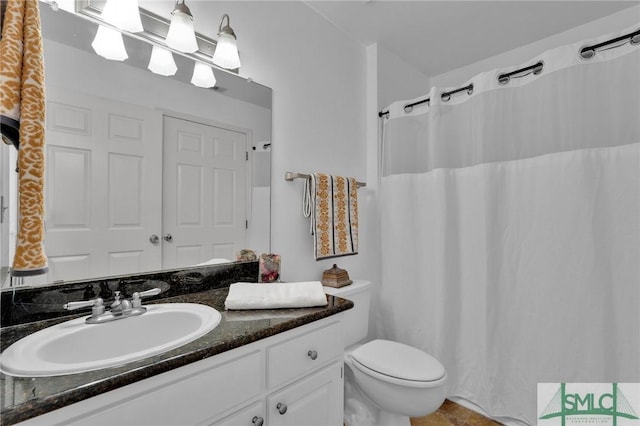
[16,316,344,426]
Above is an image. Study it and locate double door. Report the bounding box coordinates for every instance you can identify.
[31,88,247,285]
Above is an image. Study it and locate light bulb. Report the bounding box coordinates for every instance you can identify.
[166,2,198,53]
[212,32,241,70]
[148,46,177,76]
[91,25,128,61]
[212,14,241,70]
[191,62,216,88]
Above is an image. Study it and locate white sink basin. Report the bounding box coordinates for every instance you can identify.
[0,303,221,377]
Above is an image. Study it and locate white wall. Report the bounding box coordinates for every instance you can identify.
[430,5,640,88]
[363,42,429,337]
[376,44,430,110]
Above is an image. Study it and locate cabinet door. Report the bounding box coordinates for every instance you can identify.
[208,401,265,426]
[268,362,343,426]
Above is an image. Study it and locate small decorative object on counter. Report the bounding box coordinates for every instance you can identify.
[259,253,281,283]
[321,264,353,288]
[237,249,257,262]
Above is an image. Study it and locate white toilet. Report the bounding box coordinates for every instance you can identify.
[323,280,447,426]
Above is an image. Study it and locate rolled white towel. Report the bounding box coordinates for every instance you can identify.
[225,281,328,310]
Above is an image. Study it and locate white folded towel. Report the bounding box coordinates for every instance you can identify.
[223,311,299,322]
[194,258,231,266]
[224,281,328,310]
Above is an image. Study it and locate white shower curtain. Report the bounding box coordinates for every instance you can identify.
[377,27,639,425]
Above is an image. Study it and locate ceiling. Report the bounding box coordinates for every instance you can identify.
[304,1,638,77]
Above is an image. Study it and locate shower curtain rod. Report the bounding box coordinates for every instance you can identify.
[497,61,543,85]
[580,28,640,58]
[378,28,640,119]
[377,83,474,118]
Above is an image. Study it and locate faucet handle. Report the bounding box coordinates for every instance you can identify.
[138,288,162,298]
[132,287,162,308]
[64,297,104,312]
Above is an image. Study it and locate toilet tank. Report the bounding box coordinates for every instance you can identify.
[323,280,371,347]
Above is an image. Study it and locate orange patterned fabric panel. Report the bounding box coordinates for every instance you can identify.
[0,0,48,276]
[310,173,358,260]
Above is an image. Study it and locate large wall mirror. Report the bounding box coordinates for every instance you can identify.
[0,2,272,288]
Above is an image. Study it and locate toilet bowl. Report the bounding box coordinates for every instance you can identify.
[347,339,447,418]
[323,281,447,426]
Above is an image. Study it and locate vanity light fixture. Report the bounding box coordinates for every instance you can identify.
[191,62,217,88]
[147,46,178,76]
[101,0,143,33]
[212,14,241,70]
[166,0,199,53]
[91,25,128,61]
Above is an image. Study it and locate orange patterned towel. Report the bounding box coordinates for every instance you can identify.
[1,0,48,276]
[304,173,358,260]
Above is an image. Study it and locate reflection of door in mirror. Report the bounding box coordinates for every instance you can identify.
[24,90,249,286]
[162,116,247,269]
[39,87,163,285]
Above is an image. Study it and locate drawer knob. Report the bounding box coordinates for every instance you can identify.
[252,416,264,426]
[276,402,288,415]
[307,350,318,360]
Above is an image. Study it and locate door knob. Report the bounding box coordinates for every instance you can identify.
[252,416,264,426]
[149,234,160,244]
[307,350,318,360]
[163,234,173,242]
[276,402,287,415]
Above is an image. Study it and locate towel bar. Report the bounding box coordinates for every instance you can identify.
[285,172,366,188]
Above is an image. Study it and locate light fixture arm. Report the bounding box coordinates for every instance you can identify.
[172,0,192,18]
[218,14,236,39]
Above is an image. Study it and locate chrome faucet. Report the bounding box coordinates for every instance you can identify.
[64,288,162,324]
[110,291,132,314]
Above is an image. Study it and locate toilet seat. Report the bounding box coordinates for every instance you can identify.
[349,339,446,388]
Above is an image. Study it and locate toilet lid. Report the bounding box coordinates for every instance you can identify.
[351,339,445,382]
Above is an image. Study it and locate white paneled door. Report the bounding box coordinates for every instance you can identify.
[162,116,248,268]
[40,87,163,284]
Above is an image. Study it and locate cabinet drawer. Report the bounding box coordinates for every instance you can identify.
[267,321,342,388]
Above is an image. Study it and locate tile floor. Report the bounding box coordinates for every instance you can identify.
[410,399,504,426]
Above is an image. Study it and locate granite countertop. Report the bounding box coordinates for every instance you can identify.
[0,287,354,425]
